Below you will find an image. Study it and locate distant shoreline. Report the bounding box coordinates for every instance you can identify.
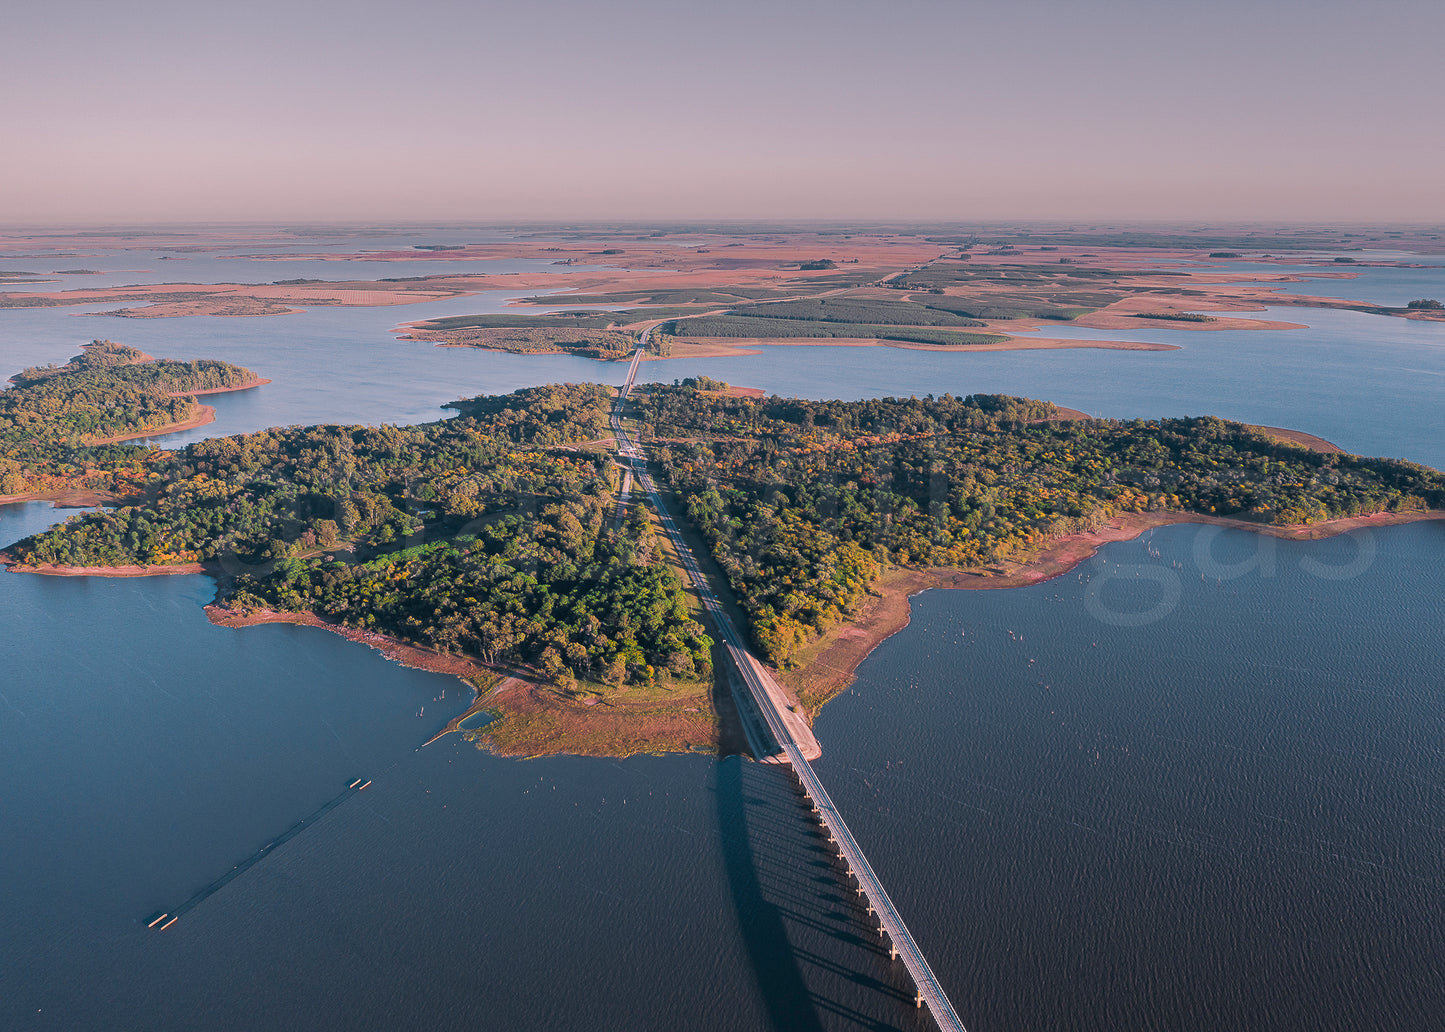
[660,336,1180,357]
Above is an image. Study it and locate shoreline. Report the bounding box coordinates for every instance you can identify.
[6,505,1441,758]
[172,376,271,397]
[87,376,270,445]
[1246,424,1342,453]
[780,507,1445,710]
[204,604,717,759]
[406,330,1178,361]
[0,488,120,508]
[205,603,497,690]
[3,559,207,577]
[664,335,1179,357]
[89,404,217,444]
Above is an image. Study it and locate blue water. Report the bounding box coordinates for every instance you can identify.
[633,303,1445,468]
[7,301,1445,469]
[3,236,1444,1031]
[817,520,1445,1031]
[1188,258,1445,307]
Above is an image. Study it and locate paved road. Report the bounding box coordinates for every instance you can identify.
[611,346,969,1030]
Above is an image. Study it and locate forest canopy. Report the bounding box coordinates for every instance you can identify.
[0,340,258,496]
[8,382,712,689]
[637,386,1445,664]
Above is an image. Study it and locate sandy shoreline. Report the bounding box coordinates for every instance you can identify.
[89,404,218,444]
[85,376,269,444]
[173,376,271,397]
[0,488,120,508]
[204,604,717,759]
[3,560,207,577]
[205,604,495,686]
[6,500,1439,756]
[1246,424,1342,453]
[781,507,1445,709]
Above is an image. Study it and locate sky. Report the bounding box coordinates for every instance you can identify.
[4,0,1443,224]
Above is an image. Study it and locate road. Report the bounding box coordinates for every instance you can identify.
[610,343,969,1030]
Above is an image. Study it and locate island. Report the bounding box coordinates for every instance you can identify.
[5,353,1443,758]
[5,225,1441,342]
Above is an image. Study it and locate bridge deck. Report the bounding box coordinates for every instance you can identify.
[613,347,969,1031]
[785,743,967,1030]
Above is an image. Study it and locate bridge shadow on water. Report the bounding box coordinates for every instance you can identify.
[715,757,933,1032]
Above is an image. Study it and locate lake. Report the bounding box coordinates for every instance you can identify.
[2,236,1443,1031]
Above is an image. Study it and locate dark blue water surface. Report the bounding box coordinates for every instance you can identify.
[813,521,1445,1031]
[3,237,1444,1031]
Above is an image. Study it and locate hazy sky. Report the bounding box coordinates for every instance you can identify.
[5,0,1443,223]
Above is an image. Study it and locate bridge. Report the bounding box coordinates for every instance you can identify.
[611,340,969,1031]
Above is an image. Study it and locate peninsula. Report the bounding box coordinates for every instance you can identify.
[0,340,263,500]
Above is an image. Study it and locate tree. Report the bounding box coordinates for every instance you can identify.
[1406,298,1443,310]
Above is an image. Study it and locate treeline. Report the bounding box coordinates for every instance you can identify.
[637,386,1445,664]
[416,326,641,359]
[719,297,986,327]
[661,315,1006,347]
[10,382,712,688]
[11,339,153,382]
[888,263,1131,318]
[17,383,616,565]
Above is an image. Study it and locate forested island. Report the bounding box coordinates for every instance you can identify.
[5,358,1444,756]
[0,340,262,498]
